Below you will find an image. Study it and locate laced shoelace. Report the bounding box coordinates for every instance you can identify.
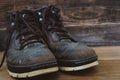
[0,10,43,68]
[42,5,76,42]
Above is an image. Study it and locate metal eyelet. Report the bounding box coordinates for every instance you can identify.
[52,10,55,14]
[39,18,43,21]
[11,22,15,27]
[22,14,26,17]
[38,12,42,15]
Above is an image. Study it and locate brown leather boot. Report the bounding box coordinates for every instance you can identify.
[36,5,98,71]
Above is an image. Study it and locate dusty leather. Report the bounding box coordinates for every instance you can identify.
[7,32,56,66]
[7,11,57,73]
[37,6,98,66]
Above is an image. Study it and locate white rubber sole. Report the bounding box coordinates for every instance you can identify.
[59,61,99,71]
[8,67,58,78]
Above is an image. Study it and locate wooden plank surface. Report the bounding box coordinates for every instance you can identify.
[0,0,120,47]
[93,46,120,60]
[0,46,120,80]
[0,60,120,80]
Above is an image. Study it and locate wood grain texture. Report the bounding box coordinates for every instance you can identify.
[0,61,120,80]
[93,46,120,60]
[0,0,120,48]
[0,46,120,80]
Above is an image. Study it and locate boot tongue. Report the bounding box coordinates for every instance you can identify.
[18,10,45,49]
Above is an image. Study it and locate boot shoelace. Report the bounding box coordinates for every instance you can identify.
[0,10,43,68]
[41,5,76,42]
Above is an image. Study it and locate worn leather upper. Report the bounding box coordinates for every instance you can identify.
[7,11,57,68]
[38,5,98,66]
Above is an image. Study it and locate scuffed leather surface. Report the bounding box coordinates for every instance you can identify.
[7,31,56,66]
[49,40,97,62]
